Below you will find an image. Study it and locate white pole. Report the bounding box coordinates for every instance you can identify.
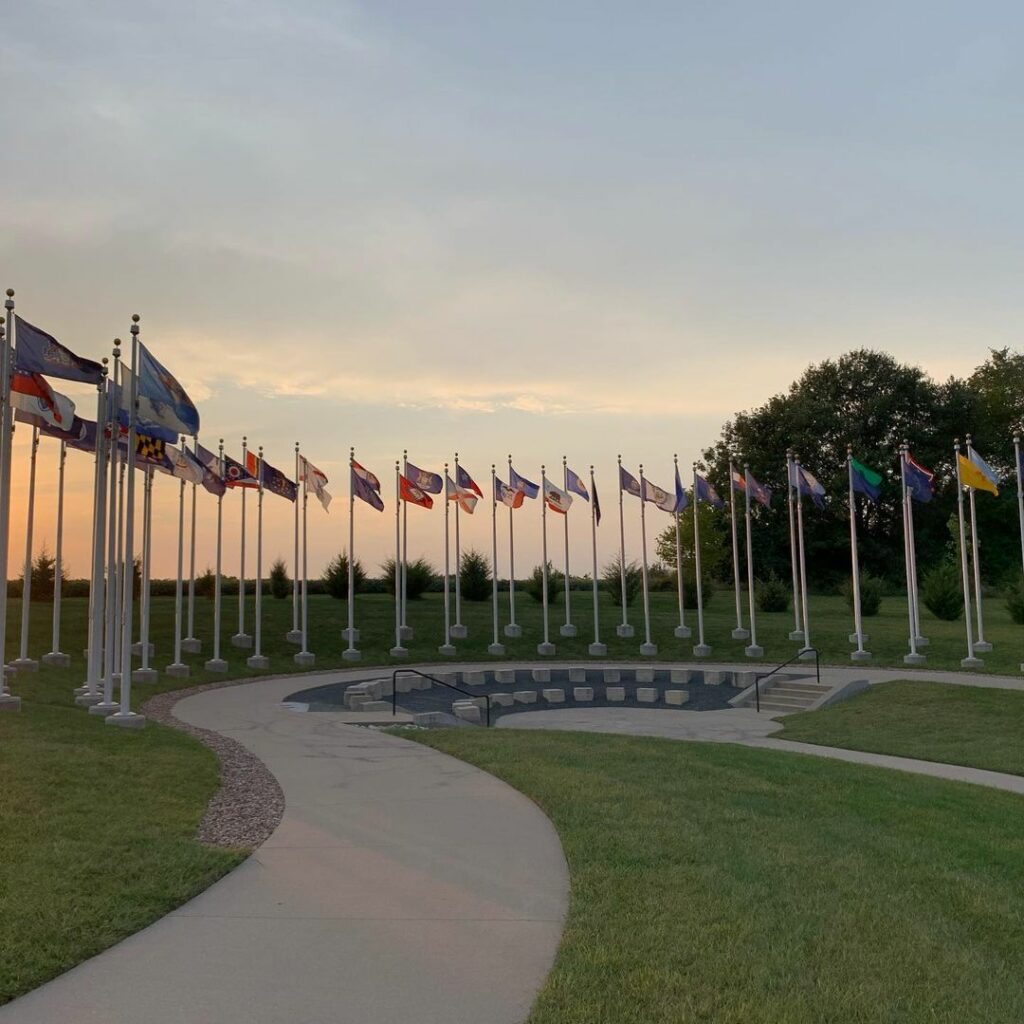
[232,436,251,648]
[638,465,656,656]
[1016,431,1024,584]
[401,449,409,641]
[965,435,991,652]
[900,445,923,665]
[135,466,155,680]
[786,449,804,641]
[691,464,710,658]
[205,440,228,672]
[743,463,763,658]
[166,462,188,677]
[906,469,925,646]
[182,434,199,651]
[452,452,465,638]
[537,466,554,655]
[288,441,301,643]
[13,425,39,671]
[615,454,633,638]
[847,448,869,661]
[44,440,67,665]
[245,446,268,669]
[440,462,454,655]
[488,464,504,655]
[113,427,125,677]
[342,447,360,660]
[587,464,605,656]
[794,455,812,655]
[505,454,521,638]
[0,296,18,705]
[672,454,690,640]
[390,461,406,656]
[558,456,573,638]
[955,439,981,667]
[295,455,313,666]
[728,459,747,640]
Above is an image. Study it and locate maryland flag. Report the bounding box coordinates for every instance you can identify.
[135,433,167,466]
[400,473,433,509]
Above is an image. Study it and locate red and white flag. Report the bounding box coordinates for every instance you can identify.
[446,474,478,514]
[299,455,332,511]
[11,372,75,429]
[544,478,573,515]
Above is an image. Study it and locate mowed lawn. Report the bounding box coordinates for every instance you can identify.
[408,727,1024,1024]
[776,679,1024,776]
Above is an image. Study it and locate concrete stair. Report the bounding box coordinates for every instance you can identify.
[754,680,832,715]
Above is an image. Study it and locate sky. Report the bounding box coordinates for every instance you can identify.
[2,1,1023,581]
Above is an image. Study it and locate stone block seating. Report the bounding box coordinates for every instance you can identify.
[490,692,515,708]
[635,667,655,683]
[513,690,538,704]
[636,687,658,703]
[573,687,594,702]
[603,668,621,683]
[665,690,689,706]
[569,667,587,683]
[532,668,552,683]
[542,688,566,704]
[606,686,626,702]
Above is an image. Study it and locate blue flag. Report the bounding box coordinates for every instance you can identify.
[674,466,689,512]
[566,467,589,501]
[619,466,641,497]
[744,470,772,508]
[406,461,443,494]
[14,316,104,384]
[904,454,933,503]
[352,467,385,511]
[791,463,826,509]
[694,473,723,508]
[135,343,200,438]
[510,465,539,499]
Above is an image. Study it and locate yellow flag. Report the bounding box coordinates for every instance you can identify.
[958,455,999,495]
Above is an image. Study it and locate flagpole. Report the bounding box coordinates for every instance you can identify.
[41,440,69,668]
[965,435,992,652]
[206,439,228,671]
[113,418,126,680]
[900,444,925,665]
[400,449,411,642]
[672,455,691,640]
[1016,429,1024,586]
[538,465,555,655]
[488,464,504,655]
[451,452,466,639]
[794,454,813,658]
[439,461,456,656]
[691,464,710,658]
[246,446,270,669]
[954,439,983,668]
[728,459,748,641]
[505,454,521,638]
[342,447,361,661]
[390,460,407,657]
[181,434,201,654]
[11,425,39,671]
[905,454,926,649]
[743,463,763,658]
[560,455,576,638]
[166,441,189,678]
[0,295,19,708]
[287,441,302,644]
[588,465,606,655]
[132,464,156,682]
[616,454,633,638]
[847,447,871,662]
[638,465,656,656]
[295,454,314,666]
[76,360,109,706]
[231,436,252,648]
[786,449,804,641]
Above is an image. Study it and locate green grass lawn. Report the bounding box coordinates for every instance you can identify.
[775,679,1024,776]
[406,726,1024,1024]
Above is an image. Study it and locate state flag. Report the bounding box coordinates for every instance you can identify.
[642,477,676,513]
[13,316,104,384]
[400,474,433,509]
[456,464,483,498]
[495,476,525,508]
[544,478,573,514]
[406,461,443,494]
[565,467,590,501]
[619,466,641,497]
[745,470,772,508]
[447,474,478,514]
[510,465,539,499]
[353,466,385,511]
[694,472,723,508]
[850,457,882,501]
[299,455,332,511]
[904,454,933,503]
[11,372,75,429]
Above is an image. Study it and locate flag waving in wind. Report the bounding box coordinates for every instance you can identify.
[694,472,723,508]
[850,458,882,501]
[12,372,75,429]
[674,466,689,513]
[642,477,677,513]
[495,476,525,508]
[352,463,384,511]
[792,463,826,508]
[456,464,483,498]
[224,452,259,489]
[135,344,200,438]
[959,453,999,496]
[299,455,332,511]
[247,451,298,501]
[744,470,772,507]
[904,454,934,502]
[510,465,539,499]
[14,316,104,384]
[406,461,443,494]
[400,474,433,509]
[447,474,478,514]
[968,448,1000,495]
[544,478,573,514]
[566,467,590,501]
[619,466,641,497]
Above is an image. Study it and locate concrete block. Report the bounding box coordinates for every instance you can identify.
[542,688,566,704]
[569,667,588,683]
[532,668,552,683]
[412,712,447,727]
[359,701,392,713]
[671,668,697,684]
[411,675,432,690]
[665,690,690,706]
[704,670,727,686]
[573,687,594,702]
[394,675,414,693]
[733,670,757,689]
[453,703,482,724]
[495,669,517,685]
[513,690,538,704]
[490,692,514,708]
[603,668,621,683]
[606,686,626,702]
[635,667,655,683]
[636,687,658,703]
[464,671,487,687]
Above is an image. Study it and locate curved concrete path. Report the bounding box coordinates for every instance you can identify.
[0,671,569,1024]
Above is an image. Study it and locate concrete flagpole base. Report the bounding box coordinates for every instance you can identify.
[74,692,102,707]
[293,651,315,667]
[503,623,522,638]
[798,648,818,661]
[788,630,805,642]
[693,644,712,658]
[450,624,468,639]
[132,667,159,684]
[850,650,872,663]
[588,642,607,656]
[848,632,870,644]
[731,627,750,640]
[285,630,303,645]
[398,625,414,641]
[639,642,658,656]
[88,702,119,717]
[245,654,270,670]
[0,694,21,711]
[11,658,38,673]
[559,623,577,637]
[165,663,190,678]
[973,640,993,653]
[616,623,635,638]
[745,644,764,658]
[961,656,984,669]
[41,651,71,668]
[537,642,556,656]
[204,658,229,673]
[487,642,506,656]
[230,633,253,649]
[341,627,360,643]
[438,644,456,656]
[673,625,692,639]
[130,641,155,658]
[914,636,930,647]
[342,649,362,662]
[106,711,146,730]
[181,638,202,654]
[903,652,927,666]
[389,646,408,658]
[73,683,91,695]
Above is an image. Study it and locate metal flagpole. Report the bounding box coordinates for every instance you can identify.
[113,420,126,678]
[847,447,870,662]
[166,444,189,678]
[440,462,455,656]
[1016,430,1024,585]
[786,449,804,641]
[400,449,411,642]
[794,455,813,657]
[133,466,157,682]
[901,444,925,665]
[965,435,992,652]
[181,434,201,653]
[41,440,70,668]
[390,460,407,657]
[205,440,228,671]
[616,454,633,638]
[451,452,466,639]
[906,459,926,648]
[505,454,521,638]
[588,465,605,655]
[11,425,40,671]
[246,446,270,669]
[342,448,360,660]
[560,455,576,638]
[954,439,982,667]
[295,455,314,666]
[743,464,763,658]
[728,459,748,641]
[287,441,302,644]
[76,361,109,706]
[637,465,656,656]
[232,436,252,648]
[0,296,19,707]
[672,455,691,641]
[488,465,504,655]
[691,464,710,658]
[538,465,555,655]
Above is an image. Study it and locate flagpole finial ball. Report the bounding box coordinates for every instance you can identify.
[5,288,13,296]
[219,438,224,445]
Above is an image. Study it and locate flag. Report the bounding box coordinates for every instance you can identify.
[246,450,297,501]
[642,477,676,513]
[674,466,689,513]
[566,467,590,501]
[11,372,75,429]
[495,476,525,508]
[194,443,228,497]
[850,458,882,501]
[958,454,998,496]
[968,448,1000,494]
[619,466,641,497]
[544,477,573,514]
[135,343,200,438]
[593,479,602,526]
[904,454,933,502]
[353,466,385,511]
[17,410,94,451]
[405,461,443,494]
[694,472,724,508]
[745,470,772,507]
[13,316,104,384]
[510,465,539,499]
[168,445,205,485]
[447,474,478,514]
[731,467,746,492]
[792,463,826,508]
[224,452,259,489]
[400,473,433,509]
[135,432,168,467]
[456,464,483,497]
[299,455,332,511]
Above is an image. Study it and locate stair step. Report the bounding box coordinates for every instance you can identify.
[754,695,813,708]
[768,686,827,699]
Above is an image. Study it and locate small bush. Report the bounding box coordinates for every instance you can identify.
[602,557,642,607]
[756,572,790,613]
[269,558,291,599]
[1006,577,1024,625]
[460,550,491,601]
[841,575,883,617]
[322,552,367,599]
[526,562,564,603]
[921,563,963,621]
[195,567,215,599]
[381,557,438,600]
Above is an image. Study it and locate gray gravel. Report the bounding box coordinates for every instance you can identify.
[142,680,284,850]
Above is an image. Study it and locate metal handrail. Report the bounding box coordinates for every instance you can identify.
[754,648,819,713]
[391,668,492,727]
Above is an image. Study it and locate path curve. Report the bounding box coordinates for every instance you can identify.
[0,671,569,1024]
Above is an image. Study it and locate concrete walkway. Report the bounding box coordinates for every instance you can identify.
[0,672,569,1024]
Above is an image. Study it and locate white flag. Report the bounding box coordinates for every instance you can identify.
[299,455,332,511]
[446,474,478,514]
[642,477,676,513]
[544,478,573,514]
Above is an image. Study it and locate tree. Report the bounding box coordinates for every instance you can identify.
[322,552,367,599]
[195,567,216,599]
[269,558,290,599]
[381,558,438,599]
[459,550,491,601]
[22,547,60,601]
[601,557,641,607]
[526,563,563,603]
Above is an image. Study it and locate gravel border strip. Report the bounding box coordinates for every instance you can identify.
[142,679,285,850]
